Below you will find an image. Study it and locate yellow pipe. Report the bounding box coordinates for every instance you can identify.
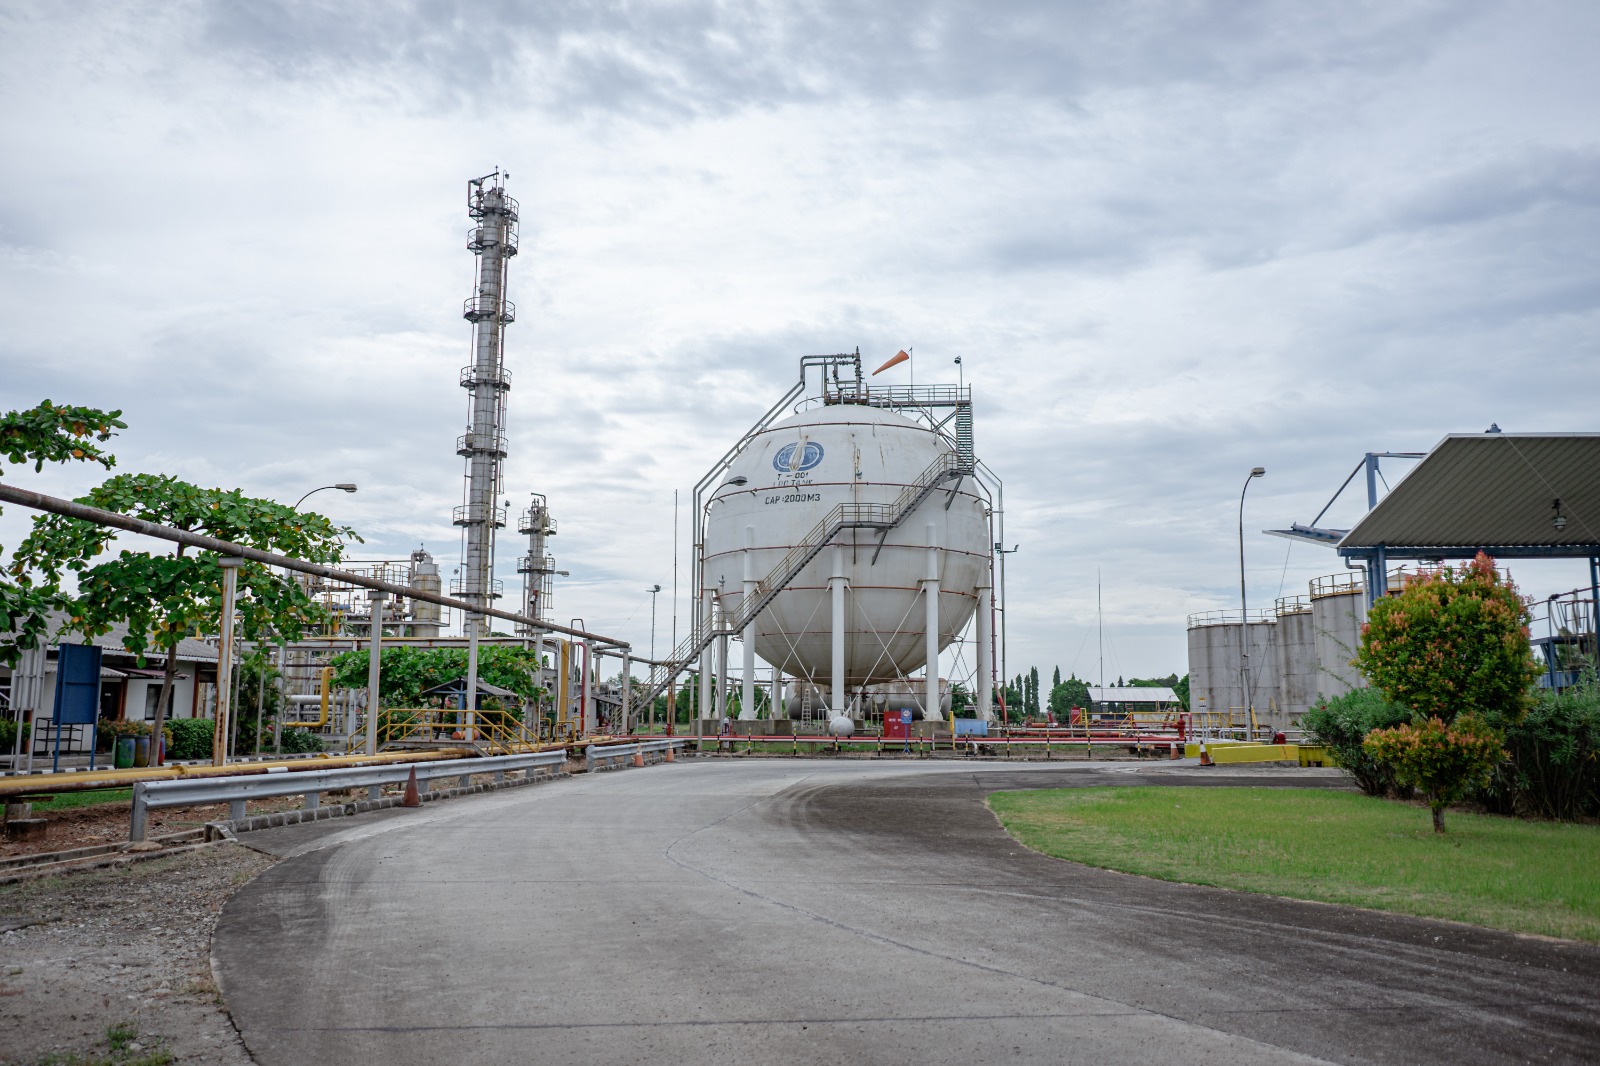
[0,746,479,800]
[284,665,334,729]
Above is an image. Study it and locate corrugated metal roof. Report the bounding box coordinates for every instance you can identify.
[1089,686,1178,703]
[1339,433,1600,551]
[36,611,218,662]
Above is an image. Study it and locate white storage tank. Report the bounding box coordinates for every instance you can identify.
[1185,611,1278,725]
[702,403,987,716]
[1309,573,1369,698]
[1273,595,1317,725]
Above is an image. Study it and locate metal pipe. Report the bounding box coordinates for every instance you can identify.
[925,523,942,731]
[0,481,629,649]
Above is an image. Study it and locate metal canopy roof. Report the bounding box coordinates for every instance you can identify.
[1336,433,1600,559]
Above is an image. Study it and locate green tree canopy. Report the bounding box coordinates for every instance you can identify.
[330,645,545,706]
[11,472,358,752]
[1355,553,1541,722]
[0,400,126,665]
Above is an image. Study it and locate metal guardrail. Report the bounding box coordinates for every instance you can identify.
[585,738,685,772]
[129,749,569,841]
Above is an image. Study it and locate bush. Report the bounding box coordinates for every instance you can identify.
[277,727,324,754]
[1356,553,1540,723]
[0,719,30,750]
[1364,715,1505,832]
[164,717,215,760]
[1302,688,1413,796]
[1478,674,1600,820]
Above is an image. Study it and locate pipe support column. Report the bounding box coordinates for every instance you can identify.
[741,527,758,720]
[830,544,847,715]
[365,591,387,756]
[924,524,943,729]
[976,583,993,722]
[212,558,244,766]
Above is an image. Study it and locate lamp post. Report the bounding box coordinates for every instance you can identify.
[293,483,357,510]
[1239,467,1265,733]
[647,584,662,733]
[954,355,963,392]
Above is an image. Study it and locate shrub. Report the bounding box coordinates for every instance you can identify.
[277,727,324,754]
[0,719,30,750]
[1478,674,1600,820]
[164,717,214,760]
[1302,688,1412,796]
[1364,715,1505,832]
[1356,553,1541,723]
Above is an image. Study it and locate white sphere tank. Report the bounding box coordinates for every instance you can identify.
[702,403,988,701]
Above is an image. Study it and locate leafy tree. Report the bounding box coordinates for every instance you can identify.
[1356,553,1541,722]
[1364,715,1505,832]
[1048,673,1092,718]
[13,473,355,757]
[0,400,126,665]
[330,644,543,706]
[949,682,973,718]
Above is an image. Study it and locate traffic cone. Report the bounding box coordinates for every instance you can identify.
[1199,741,1212,767]
[632,751,645,768]
[402,766,421,807]
[664,747,675,762]
[1169,742,1179,760]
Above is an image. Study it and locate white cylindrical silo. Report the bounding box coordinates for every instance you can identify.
[702,404,987,719]
[1273,596,1317,726]
[1310,573,1369,699]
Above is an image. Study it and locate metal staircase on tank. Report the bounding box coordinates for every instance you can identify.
[636,450,975,712]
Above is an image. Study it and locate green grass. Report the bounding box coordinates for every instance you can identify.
[26,788,134,810]
[989,787,1600,942]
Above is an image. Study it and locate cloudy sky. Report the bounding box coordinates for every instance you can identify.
[2,1,1597,686]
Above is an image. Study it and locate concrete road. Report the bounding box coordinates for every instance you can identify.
[215,758,1600,1065]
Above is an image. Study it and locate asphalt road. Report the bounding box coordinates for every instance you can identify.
[214,758,1600,1065]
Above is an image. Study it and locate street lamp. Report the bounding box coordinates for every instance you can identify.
[1239,467,1265,732]
[647,584,662,663]
[294,483,357,509]
[954,355,963,392]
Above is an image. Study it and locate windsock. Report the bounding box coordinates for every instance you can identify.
[872,349,911,375]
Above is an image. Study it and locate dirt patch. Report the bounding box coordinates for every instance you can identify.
[1,796,354,860]
[0,842,275,1064]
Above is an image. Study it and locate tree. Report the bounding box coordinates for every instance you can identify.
[1363,715,1505,832]
[13,473,356,757]
[1356,553,1541,723]
[1049,673,1092,718]
[0,400,126,666]
[1027,666,1041,717]
[330,645,543,706]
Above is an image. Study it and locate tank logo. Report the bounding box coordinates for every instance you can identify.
[774,441,824,473]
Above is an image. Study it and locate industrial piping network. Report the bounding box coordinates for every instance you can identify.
[0,480,641,757]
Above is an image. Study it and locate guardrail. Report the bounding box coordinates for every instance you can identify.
[585,738,685,772]
[129,749,569,841]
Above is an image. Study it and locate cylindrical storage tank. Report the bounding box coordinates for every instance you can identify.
[1273,596,1317,725]
[1185,612,1277,724]
[1309,574,1369,698]
[703,404,987,718]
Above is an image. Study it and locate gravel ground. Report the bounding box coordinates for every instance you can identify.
[0,842,276,1064]
[1,796,357,860]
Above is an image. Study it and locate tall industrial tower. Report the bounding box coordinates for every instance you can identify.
[516,494,558,635]
[452,169,518,635]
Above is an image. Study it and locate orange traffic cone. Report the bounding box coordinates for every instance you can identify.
[632,752,645,768]
[664,747,675,762]
[1169,742,1179,760]
[402,766,421,807]
[1199,741,1212,767]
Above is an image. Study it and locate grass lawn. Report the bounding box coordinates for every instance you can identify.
[989,786,1600,942]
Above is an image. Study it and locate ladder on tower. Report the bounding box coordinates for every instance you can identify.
[636,450,974,712]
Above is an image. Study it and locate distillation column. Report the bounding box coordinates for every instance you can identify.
[516,495,556,635]
[453,169,518,637]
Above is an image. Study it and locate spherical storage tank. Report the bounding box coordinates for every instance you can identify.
[702,403,988,714]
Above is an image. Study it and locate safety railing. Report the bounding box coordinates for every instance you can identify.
[585,738,685,772]
[343,707,530,756]
[129,749,569,841]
